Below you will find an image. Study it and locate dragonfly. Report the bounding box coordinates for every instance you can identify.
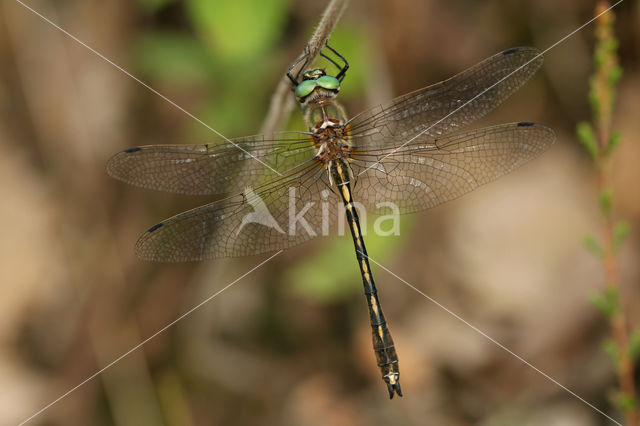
[107,44,555,398]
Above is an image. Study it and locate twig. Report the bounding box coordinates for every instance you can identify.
[260,0,350,134]
[578,2,637,424]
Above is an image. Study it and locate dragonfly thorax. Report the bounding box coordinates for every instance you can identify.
[307,99,351,166]
[305,98,347,130]
[315,133,351,164]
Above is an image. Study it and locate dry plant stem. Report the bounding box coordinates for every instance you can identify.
[260,0,350,134]
[593,2,638,424]
[600,150,638,426]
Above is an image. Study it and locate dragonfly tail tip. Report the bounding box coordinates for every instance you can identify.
[387,381,403,399]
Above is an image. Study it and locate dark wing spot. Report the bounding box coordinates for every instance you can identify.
[124,147,142,153]
[502,47,520,55]
[147,223,164,233]
[517,121,535,127]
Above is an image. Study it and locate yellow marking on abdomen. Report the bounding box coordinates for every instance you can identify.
[370,296,378,315]
[377,325,384,339]
[341,185,351,202]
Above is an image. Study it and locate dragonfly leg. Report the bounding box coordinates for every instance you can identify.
[324,41,349,82]
[287,46,311,87]
[320,52,343,74]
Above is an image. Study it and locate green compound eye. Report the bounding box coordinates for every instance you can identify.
[317,75,340,90]
[295,79,317,98]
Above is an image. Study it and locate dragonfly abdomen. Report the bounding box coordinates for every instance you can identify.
[332,159,402,398]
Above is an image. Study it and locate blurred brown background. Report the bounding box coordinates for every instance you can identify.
[1,0,639,425]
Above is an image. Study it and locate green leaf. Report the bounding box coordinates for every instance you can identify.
[602,338,618,365]
[608,64,623,87]
[134,31,216,85]
[613,220,630,253]
[629,330,640,361]
[614,391,637,412]
[186,0,289,61]
[576,122,598,161]
[589,287,619,318]
[582,234,602,258]
[607,131,621,155]
[605,38,619,54]
[593,50,605,67]
[599,188,613,215]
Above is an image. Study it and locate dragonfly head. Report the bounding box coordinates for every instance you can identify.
[302,68,326,80]
[294,68,341,102]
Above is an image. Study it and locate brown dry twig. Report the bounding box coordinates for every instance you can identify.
[578,2,638,424]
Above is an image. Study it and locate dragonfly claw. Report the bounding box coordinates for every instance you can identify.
[387,381,403,399]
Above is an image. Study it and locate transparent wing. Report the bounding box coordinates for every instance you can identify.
[347,47,543,150]
[349,122,555,215]
[112,47,553,262]
[106,132,315,195]
[134,159,344,261]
